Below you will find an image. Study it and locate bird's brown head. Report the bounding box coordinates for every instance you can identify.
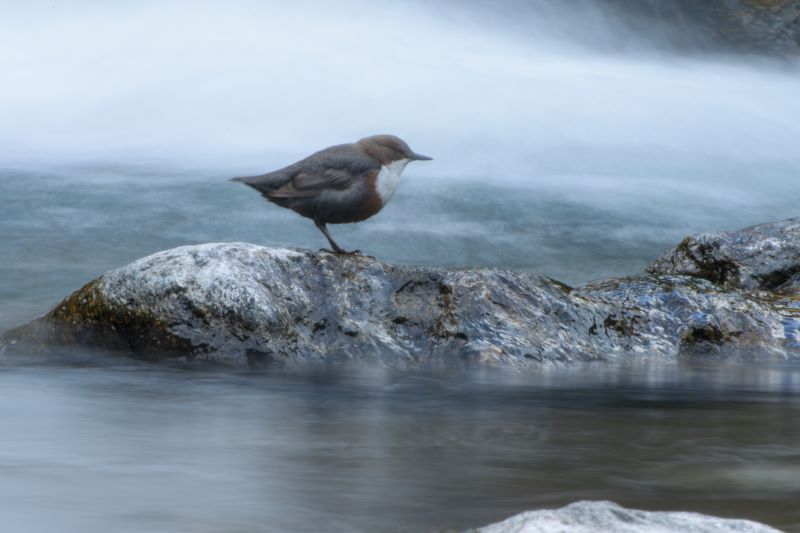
[357,134,433,166]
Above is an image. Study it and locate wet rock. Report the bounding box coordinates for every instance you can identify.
[3,218,800,367]
[0,243,628,367]
[712,0,800,57]
[647,218,800,291]
[469,501,782,533]
[605,0,800,57]
[579,275,795,360]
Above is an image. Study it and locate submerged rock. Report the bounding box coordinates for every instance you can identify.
[3,218,800,367]
[470,501,782,533]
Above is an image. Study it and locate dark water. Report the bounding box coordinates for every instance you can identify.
[3,1,800,532]
[0,362,799,532]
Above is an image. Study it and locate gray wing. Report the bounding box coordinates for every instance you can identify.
[269,168,356,198]
[232,144,379,200]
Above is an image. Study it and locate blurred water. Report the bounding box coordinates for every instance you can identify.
[0,363,799,532]
[2,1,800,532]
[1,1,799,174]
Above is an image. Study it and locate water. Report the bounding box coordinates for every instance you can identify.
[0,363,799,532]
[2,1,800,532]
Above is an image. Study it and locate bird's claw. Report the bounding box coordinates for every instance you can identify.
[346,250,375,258]
[337,249,375,259]
[318,248,372,258]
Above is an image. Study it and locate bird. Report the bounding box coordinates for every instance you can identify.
[232,134,432,254]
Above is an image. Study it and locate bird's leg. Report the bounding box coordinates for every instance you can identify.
[314,221,348,254]
[313,222,373,257]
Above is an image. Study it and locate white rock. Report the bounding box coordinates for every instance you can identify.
[473,501,782,533]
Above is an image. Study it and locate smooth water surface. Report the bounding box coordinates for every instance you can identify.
[1,363,799,533]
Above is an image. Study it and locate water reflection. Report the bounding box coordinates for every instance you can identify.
[0,361,798,532]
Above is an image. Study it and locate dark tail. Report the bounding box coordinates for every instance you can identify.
[230,172,289,196]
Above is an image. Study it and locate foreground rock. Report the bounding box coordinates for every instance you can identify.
[3,218,800,367]
[470,501,782,533]
[1,244,627,367]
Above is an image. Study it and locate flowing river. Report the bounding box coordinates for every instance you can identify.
[1,1,800,531]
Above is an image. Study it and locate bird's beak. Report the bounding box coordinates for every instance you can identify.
[410,152,433,161]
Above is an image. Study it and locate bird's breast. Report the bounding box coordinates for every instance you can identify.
[374,159,410,205]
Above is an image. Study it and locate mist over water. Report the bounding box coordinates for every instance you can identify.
[2,2,800,532]
[2,0,799,172]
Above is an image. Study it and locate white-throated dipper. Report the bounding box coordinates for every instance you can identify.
[232,135,432,254]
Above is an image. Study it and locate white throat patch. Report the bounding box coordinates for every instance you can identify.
[375,159,410,205]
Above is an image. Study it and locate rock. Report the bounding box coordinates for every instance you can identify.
[713,0,800,57]
[4,218,800,366]
[647,218,800,291]
[469,501,782,533]
[580,274,796,359]
[604,0,800,57]
[0,243,633,367]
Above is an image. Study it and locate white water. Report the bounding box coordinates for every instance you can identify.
[1,0,799,185]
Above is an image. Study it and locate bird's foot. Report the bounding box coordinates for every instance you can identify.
[318,247,365,255]
[318,248,374,259]
[329,249,374,259]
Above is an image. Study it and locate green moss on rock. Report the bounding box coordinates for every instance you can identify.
[3,279,195,360]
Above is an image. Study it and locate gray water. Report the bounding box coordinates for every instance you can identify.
[1,363,799,532]
[2,1,800,532]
